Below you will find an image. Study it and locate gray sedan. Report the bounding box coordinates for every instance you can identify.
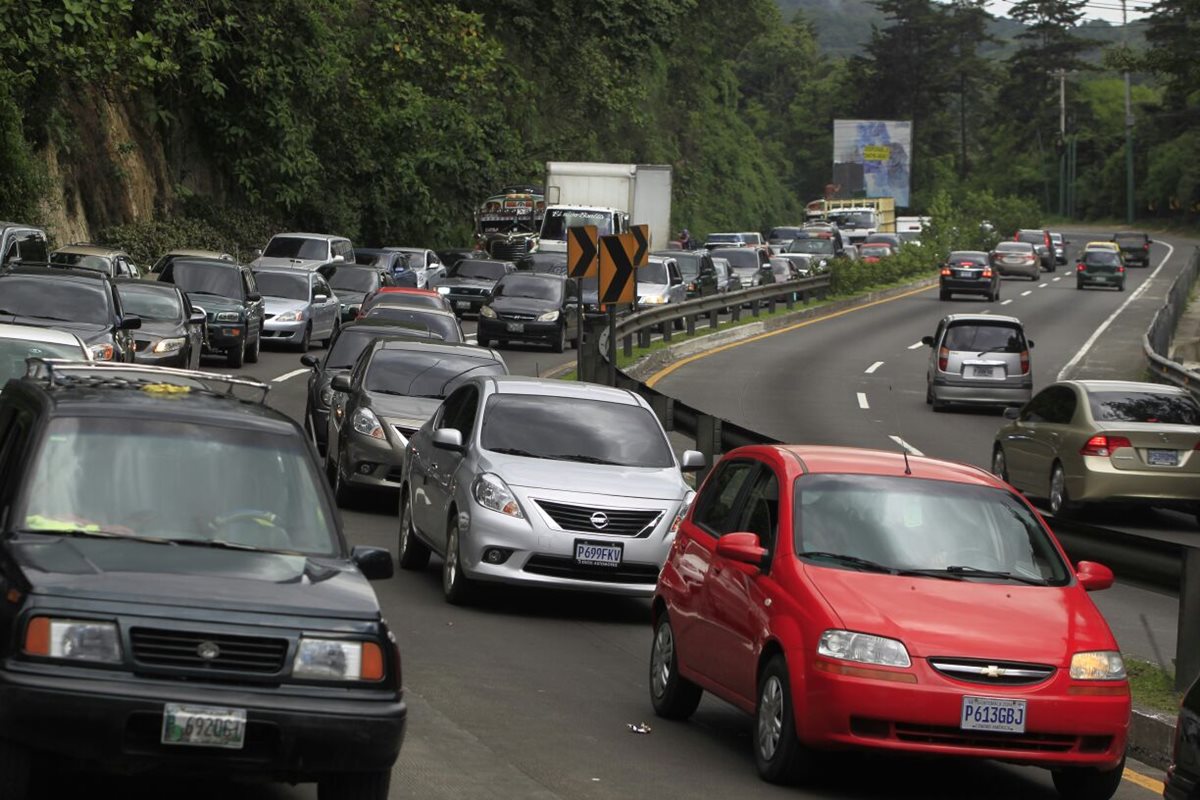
[398,376,704,604]
[636,256,687,308]
[253,267,340,351]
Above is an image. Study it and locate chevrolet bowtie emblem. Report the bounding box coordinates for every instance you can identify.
[983,665,1004,678]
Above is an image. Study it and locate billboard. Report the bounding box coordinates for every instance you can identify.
[832,120,912,207]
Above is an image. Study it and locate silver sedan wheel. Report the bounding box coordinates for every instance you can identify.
[650,622,675,700]
[443,524,460,595]
[757,674,785,762]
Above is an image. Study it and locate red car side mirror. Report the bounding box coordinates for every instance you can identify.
[1075,561,1114,592]
[716,532,767,568]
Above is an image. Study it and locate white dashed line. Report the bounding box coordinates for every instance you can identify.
[865,361,884,374]
[1039,283,1048,288]
[1020,290,1032,296]
[1000,299,1013,305]
[272,368,308,383]
[1052,276,1062,282]
[908,341,924,350]
[857,392,870,409]
[888,435,924,456]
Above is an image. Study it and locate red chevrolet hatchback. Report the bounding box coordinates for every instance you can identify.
[650,445,1130,799]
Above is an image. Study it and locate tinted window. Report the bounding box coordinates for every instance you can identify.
[254,272,309,300]
[0,278,111,325]
[1022,386,1075,424]
[115,284,183,322]
[787,238,836,256]
[451,260,508,281]
[50,253,112,273]
[365,293,446,312]
[167,263,242,299]
[480,394,673,468]
[1017,231,1045,245]
[1113,233,1147,243]
[711,248,759,270]
[638,262,669,284]
[736,469,779,552]
[17,233,47,263]
[943,323,1026,353]
[518,255,567,275]
[494,275,563,301]
[670,253,703,278]
[693,460,758,536]
[1088,391,1200,425]
[20,417,336,555]
[360,308,462,342]
[769,227,803,241]
[795,474,1069,584]
[263,236,328,260]
[327,328,386,369]
[705,234,741,245]
[329,267,381,293]
[995,242,1033,254]
[948,252,988,266]
[365,351,505,398]
[1083,251,1120,267]
[860,245,892,257]
[539,210,614,242]
[0,338,85,384]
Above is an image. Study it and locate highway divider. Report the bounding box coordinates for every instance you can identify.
[1144,246,1200,394]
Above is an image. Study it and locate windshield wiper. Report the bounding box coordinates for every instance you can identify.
[545,453,621,465]
[171,538,305,556]
[18,527,177,545]
[798,552,896,574]
[21,313,75,323]
[909,565,1048,586]
[488,446,544,459]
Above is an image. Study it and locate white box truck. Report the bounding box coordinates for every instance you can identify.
[535,162,672,255]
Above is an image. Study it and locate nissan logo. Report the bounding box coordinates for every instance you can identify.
[590,512,609,530]
[197,641,221,661]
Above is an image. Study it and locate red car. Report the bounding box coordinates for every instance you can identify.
[650,445,1130,799]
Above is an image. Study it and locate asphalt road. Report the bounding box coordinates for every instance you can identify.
[32,273,1172,800]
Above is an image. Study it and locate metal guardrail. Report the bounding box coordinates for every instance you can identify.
[1144,247,1200,396]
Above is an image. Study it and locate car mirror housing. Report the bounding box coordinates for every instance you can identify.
[187,310,206,325]
[313,293,328,304]
[119,314,142,331]
[716,532,767,568]
[246,292,262,302]
[679,450,706,472]
[432,428,464,452]
[300,354,320,368]
[330,374,352,392]
[921,335,934,347]
[1075,561,1114,592]
[351,545,394,581]
[1027,340,1035,349]
[1003,406,1021,420]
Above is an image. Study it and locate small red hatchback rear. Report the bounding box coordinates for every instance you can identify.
[650,445,1130,799]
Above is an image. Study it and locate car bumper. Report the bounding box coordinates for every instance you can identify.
[941,279,993,295]
[457,492,680,597]
[341,433,405,490]
[1077,273,1124,287]
[203,325,244,353]
[995,265,1040,279]
[132,349,188,368]
[0,665,405,780]
[800,658,1128,770]
[477,318,561,345]
[262,319,306,341]
[445,295,489,315]
[932,376,1032,407]
[1071,456,1200,505]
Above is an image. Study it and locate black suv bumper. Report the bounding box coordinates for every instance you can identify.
[0,666,405,780]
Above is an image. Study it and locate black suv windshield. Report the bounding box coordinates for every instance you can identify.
[795,474,1068,584]
[481,395,674,468]
[263,237,327,260]
[20,417,337,555]
[168,264,242,299]
[254,272,309,300]
[116,284,183,322]
[494,275,562,301]
[1088,391,1200,425]
[0,277,111,325]
[670,253,702,278]
[366,352,504,397]
[451,261,508,281]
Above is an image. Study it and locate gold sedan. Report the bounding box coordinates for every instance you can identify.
[991,380,1200,521]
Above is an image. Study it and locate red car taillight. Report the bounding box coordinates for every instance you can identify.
[1117,265,1125,273]
[982,268,993,278]
[938,346,949,371]
[1080,435,1132,457]
[940,267,951,276]
[1144,242,1151,251]
[1076,263,1086,272]
[1019,350,1030,374]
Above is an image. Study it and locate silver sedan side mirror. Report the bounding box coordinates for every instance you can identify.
[680,450,706,472]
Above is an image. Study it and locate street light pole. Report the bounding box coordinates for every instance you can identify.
[1122,0,1135,224]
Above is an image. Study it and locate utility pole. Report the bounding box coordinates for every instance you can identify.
[1122,0,1135,224]
[1058,69,1067,218]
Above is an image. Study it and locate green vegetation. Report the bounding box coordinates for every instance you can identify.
[1126,657,1183,715]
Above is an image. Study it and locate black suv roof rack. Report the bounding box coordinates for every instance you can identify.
[24,359,271,404]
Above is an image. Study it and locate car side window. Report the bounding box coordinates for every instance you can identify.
[1044,386,1077,424]
[668,261,682,285]
[243,270,258,297]
[734,468,779,555]
[692,459,759,538]
[18,232,47,263]
[437,386,472,433]
[0,407,31,512]
[314,277,331,299]
[450,386,480,443]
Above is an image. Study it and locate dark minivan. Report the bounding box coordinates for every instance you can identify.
[0,360,403,799]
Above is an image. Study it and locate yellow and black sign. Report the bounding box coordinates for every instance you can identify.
[567,225,598,279]
[599,225,651,305]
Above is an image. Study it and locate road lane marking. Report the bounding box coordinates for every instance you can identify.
[908,341,924,350]
[1021,290,1032,296]
[1000,299,1013,305]
[888,435,923,456]
[857,392,869,409]
[272,368,308,383]
[1123,767,1164,794]
[1058,240,1176,380]
[865,361,884,374]
[645,283,937,388]
[1053,276,1062,282]
[1039,283,1048,288]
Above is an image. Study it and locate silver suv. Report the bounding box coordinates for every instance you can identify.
[923,314,1035,411]
[397,376,704,604]
[251,232,354,271]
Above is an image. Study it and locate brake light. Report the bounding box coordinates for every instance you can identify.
[1080,435,1132,457]
[1117,265,1125,273]
[1144,242,1151,251]
[940,267,951,276]
[938,346,949,371]
[1076,263,1086,272]
[1019,350,1029,374]
[982,268,993,278]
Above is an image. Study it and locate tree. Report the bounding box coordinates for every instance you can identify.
[943,0,995,179]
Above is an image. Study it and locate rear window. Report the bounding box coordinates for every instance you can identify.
[1113,233,1147,243]
[943,323,1026,353]
[1016,231,1044,245]
[948,253,987,266]
[1083,251,1120,267]
[1088,391,1200,425]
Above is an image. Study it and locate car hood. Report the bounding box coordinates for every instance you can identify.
[803,566,1113,664]
[251,256,325,271]
[264,297,308,315]
[367,393,442,424]
[185,293,242,314]
[481,452,685,500]
[335,290,368,306]
[11,535,380,620]
[1,318,111,343]
[637,281,671,296]
[442,277,496,291]
[490,296,557,315]
[134,319,186,339]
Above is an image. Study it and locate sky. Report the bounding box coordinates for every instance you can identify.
[985,0,1155,25]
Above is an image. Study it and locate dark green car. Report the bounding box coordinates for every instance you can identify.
[1076,249,1125,291]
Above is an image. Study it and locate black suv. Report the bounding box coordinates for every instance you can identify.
[158,257,264,367]
[0,267,140,362]
[1112,231,1151,268]
[0,360,404,799]
[654,249,718,298]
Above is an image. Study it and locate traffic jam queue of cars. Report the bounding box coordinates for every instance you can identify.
[0,221,1176,800]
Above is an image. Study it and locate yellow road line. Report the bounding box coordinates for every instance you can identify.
[1123,767,1165,794]
[644,283,935,388]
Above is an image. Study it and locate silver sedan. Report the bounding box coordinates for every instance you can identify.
[398,376,704,604]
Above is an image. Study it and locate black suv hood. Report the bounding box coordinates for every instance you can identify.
[442,276,496,291]
[12,536,380,620]
[491,295,557,315]
[185,293,243,314]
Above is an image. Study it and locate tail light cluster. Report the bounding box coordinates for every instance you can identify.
[1080,435,1132,457]
[938,346,949,371]
[1077,263,1086,272]
[1019,350,1030,374]
[982,268,993,278]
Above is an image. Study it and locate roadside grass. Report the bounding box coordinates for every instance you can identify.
[1126,656,1183,715]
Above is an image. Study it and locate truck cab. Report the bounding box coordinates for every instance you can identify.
[534,206,628,254]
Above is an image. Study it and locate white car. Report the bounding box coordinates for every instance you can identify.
[0,324,90,390]
[251,233,354,271]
